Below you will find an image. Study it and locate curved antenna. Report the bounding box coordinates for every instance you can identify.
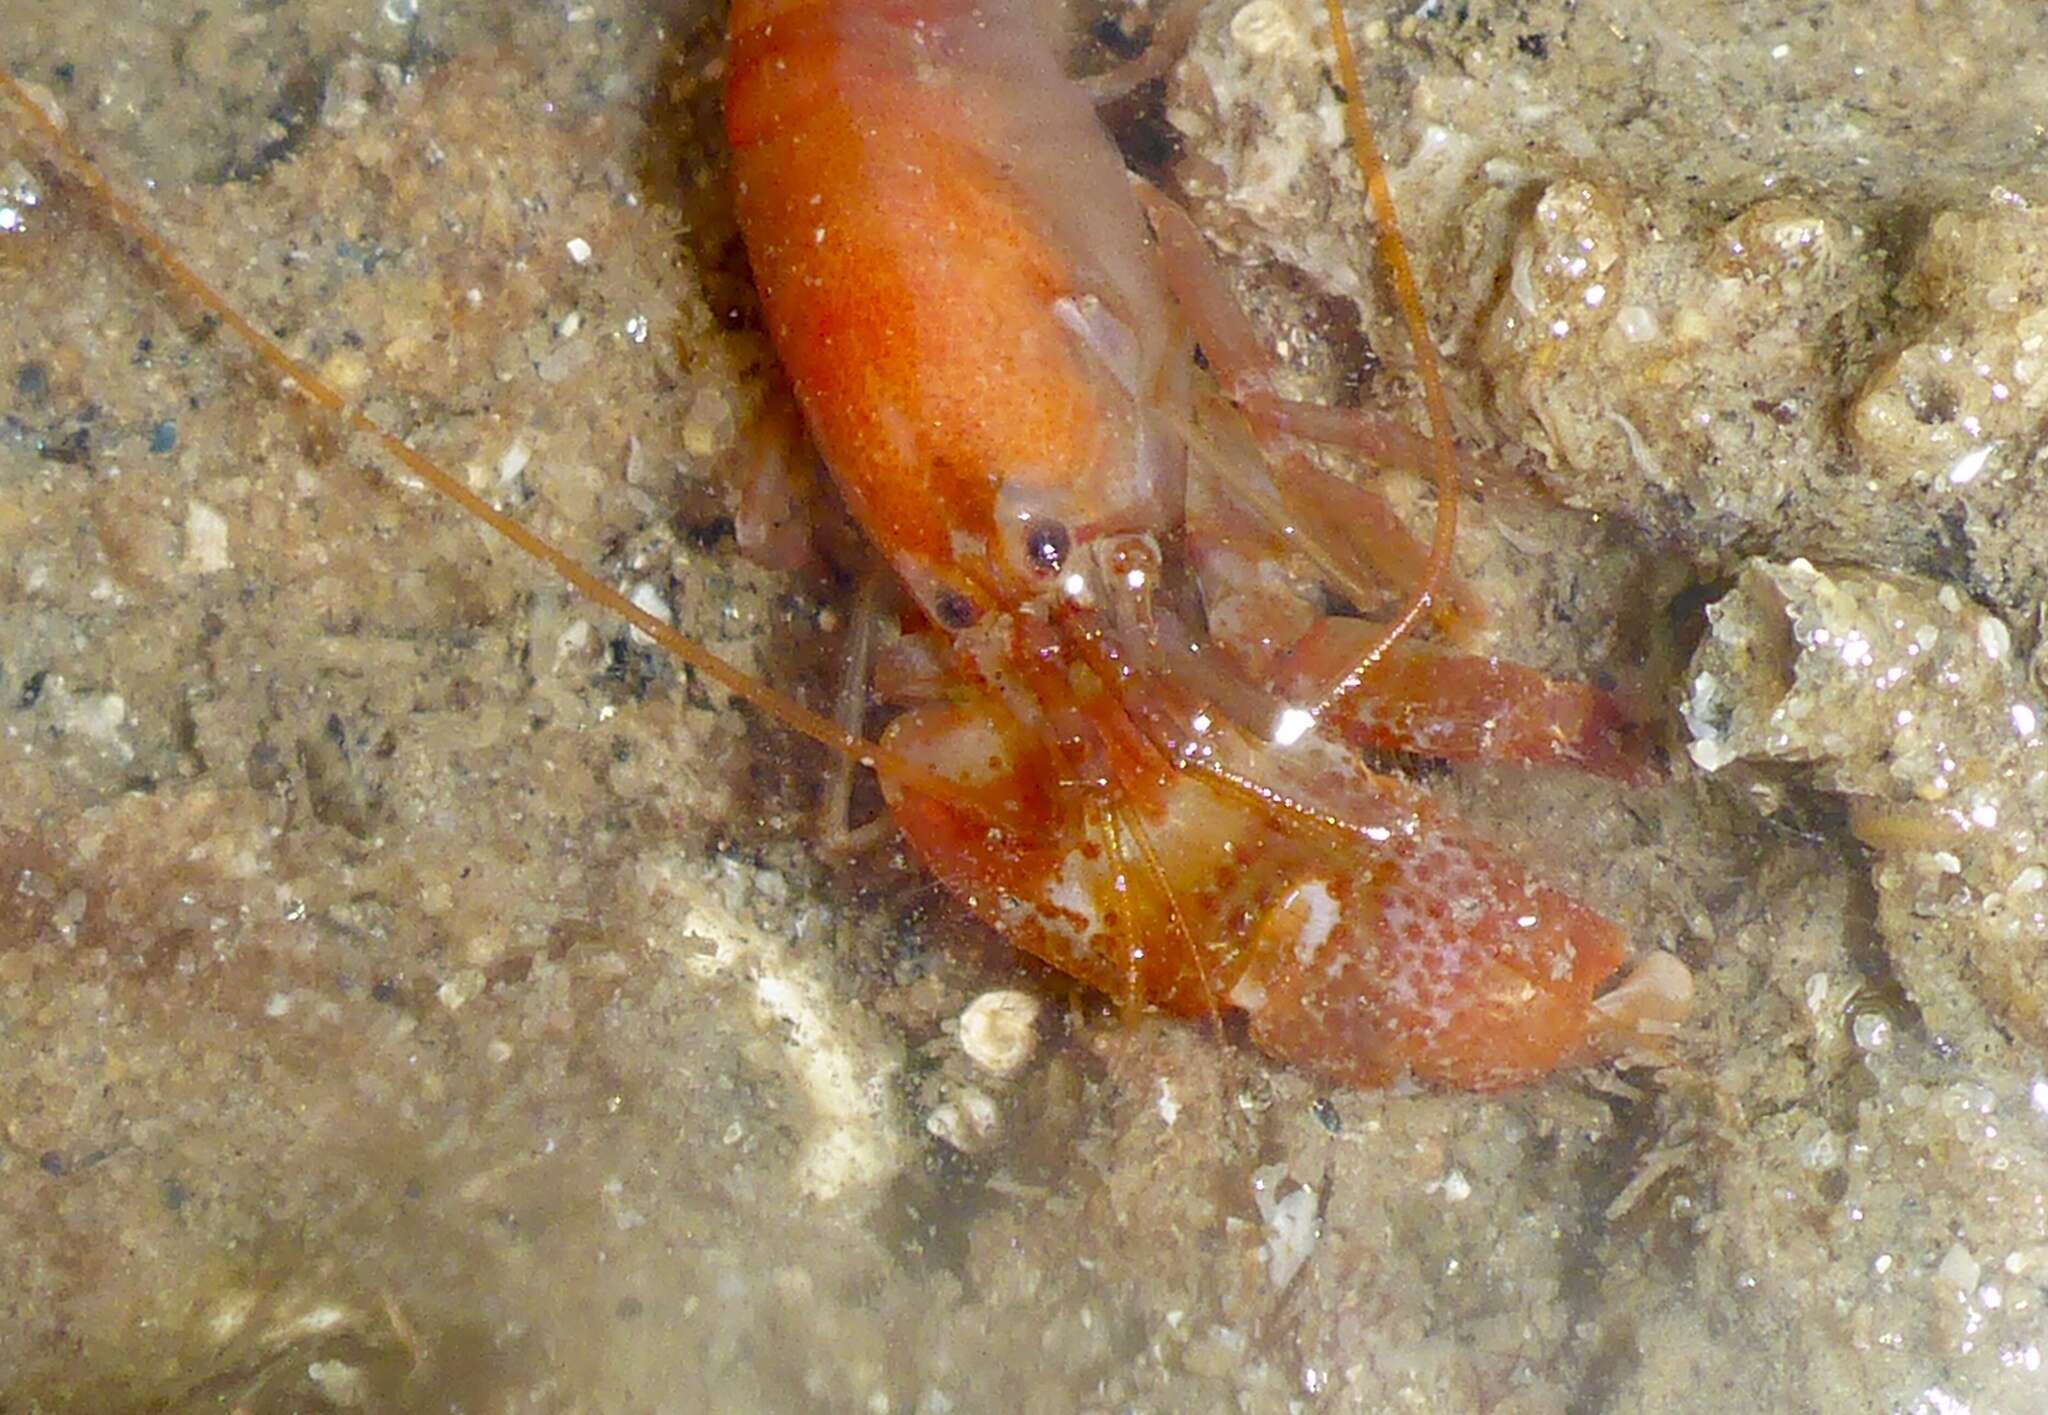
[0,70,967,802]
[1297,0,1461,726]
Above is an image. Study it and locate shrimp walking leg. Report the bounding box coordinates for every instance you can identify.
[1140,151,1651,779]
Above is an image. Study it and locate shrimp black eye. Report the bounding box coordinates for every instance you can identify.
[1024,520,1070,574]
[935,591,979,629]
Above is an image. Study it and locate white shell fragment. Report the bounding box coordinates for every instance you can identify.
[182,500,231,574]
[653,867,905,1206]
[1251,1164,1318,1290]
[926,1086,1000,1154]
[956,989,1042,1078]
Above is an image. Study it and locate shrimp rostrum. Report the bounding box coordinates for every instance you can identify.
[727,0,1689,1093]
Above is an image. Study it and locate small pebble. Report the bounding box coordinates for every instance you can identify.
[926,1086,999,1153]
[957,989,1041,1077]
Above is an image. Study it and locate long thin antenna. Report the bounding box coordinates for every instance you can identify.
[0,70,960,796]
[1304,0,1460,723]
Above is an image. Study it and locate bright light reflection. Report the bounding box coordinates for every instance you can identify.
[1272,707,1315,747]
[1947,444,1994,485]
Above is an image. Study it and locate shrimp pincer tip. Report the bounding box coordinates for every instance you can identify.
[1592,949,1695,1046]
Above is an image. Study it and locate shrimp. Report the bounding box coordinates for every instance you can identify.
[726,0,1688,1091]
[0,0,1681,1101]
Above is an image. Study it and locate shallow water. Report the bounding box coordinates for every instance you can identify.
[4,1,2048,1410]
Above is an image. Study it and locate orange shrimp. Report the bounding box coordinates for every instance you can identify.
[726,0,1688,1091]
[0,0,1684,1097]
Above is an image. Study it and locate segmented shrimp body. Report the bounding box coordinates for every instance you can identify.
[727,0,1676,1090]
